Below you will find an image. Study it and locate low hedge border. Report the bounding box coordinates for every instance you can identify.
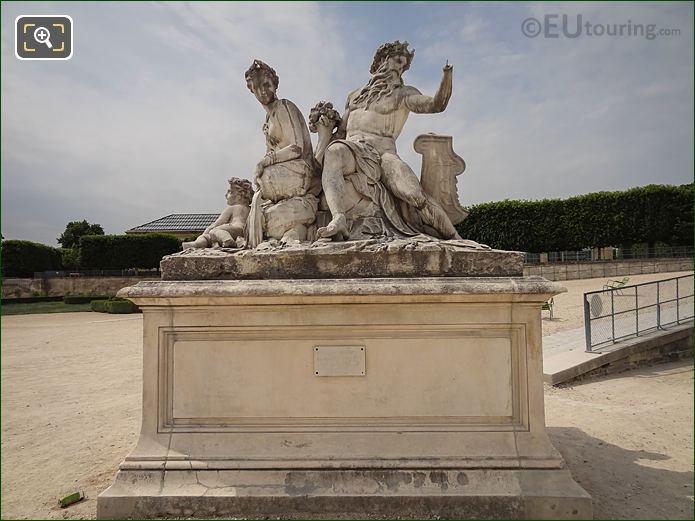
[90,299,109,313]
[104,299,140,314]
[90,297,140,314]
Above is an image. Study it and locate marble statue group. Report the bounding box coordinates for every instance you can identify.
[102,40,592,521]
[183,41,470,251]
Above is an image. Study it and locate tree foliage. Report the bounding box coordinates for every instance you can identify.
[57,220,104,248]
[61,247,81,270]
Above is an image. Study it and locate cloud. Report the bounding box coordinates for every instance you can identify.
[1,1,348,243]
[403,2,693,207]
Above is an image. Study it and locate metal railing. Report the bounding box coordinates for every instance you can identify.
[524,246,693,264]
[615,245,693,260]
[583,274,694,352]
[524,250,591,264]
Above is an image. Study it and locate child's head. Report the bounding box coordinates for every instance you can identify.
[226,177,254,205]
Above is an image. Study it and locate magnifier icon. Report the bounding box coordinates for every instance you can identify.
[33,26,53,49]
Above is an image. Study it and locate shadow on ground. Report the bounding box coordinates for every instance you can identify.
[548,426,693,519]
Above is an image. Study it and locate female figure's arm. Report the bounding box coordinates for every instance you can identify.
[254,100,308,187]
[260,100,308,167]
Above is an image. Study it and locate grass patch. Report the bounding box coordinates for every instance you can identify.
[1,301,94,316]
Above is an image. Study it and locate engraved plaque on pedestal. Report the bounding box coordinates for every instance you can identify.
[314,345,366,376]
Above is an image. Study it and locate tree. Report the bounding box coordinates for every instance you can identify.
[57,220,104,248]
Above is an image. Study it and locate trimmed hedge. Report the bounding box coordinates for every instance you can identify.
[1,240,63,278]
[64,294,111,305]
[79,233,181,270]
[456,184,693,252]
[90,299,109,312]
[91,297,140,314]
[104,299,140,314]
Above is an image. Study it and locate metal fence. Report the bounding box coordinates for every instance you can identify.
[583,274,694,352]
[615,245,693,260]
[524,246,693,264]
[524,251,592,264]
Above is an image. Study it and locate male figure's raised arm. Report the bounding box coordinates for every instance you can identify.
[404,63,453,114]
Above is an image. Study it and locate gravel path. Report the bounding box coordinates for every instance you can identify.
[2,271,692,519]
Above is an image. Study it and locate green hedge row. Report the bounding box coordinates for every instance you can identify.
[90,298,140,314]
[2,233,181,276]
[90,299,109,312]
[104,299,140,314]
[456,184,693,252]
[1,240,63,278]
[79,234,181,270]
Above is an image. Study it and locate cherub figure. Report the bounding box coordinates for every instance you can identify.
[182,177,253,249]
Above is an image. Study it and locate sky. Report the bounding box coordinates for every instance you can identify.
[1,1,693,246]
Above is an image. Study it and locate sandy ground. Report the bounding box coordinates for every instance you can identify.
[1,271,693,520]
[545,361,693,519]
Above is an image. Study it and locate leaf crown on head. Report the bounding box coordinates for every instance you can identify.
[244,59,279,91]
[370,40,415,74]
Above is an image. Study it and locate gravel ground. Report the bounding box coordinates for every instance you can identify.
[1,271,692,519]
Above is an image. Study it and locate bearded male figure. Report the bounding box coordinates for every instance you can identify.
[317,41,461,241]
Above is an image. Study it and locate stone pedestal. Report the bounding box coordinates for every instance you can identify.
[97,277,591,519]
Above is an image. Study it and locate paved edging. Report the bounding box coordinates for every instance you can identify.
[543,322,693,385]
